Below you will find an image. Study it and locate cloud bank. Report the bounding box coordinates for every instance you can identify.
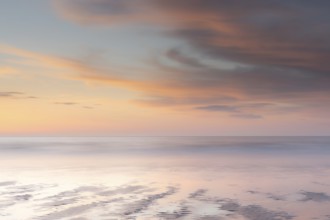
[15,1,330,118]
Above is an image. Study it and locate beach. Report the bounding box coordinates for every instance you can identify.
[0,137,330,220]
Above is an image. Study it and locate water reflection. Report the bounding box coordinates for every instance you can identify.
[0,137,330,219]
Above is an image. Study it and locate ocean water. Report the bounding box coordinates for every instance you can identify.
[0,137,330,220]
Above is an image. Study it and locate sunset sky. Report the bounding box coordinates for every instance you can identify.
[1,0,330,136]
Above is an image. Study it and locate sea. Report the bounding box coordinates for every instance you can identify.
[0,136,329,220]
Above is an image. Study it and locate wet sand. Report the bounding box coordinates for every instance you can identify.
[0,137,330,220]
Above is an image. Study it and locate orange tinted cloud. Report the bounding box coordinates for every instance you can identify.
[0,66,17,75]
[0,43,306,121]
[50,0,330,122]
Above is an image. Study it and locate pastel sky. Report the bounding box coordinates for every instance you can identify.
[1,0,330,136]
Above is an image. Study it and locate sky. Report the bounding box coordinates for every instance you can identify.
[1,0,330,136]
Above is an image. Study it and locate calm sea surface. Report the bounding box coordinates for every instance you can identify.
[0,137,330,220]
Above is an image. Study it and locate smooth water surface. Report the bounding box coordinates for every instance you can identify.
[0,137,330,220]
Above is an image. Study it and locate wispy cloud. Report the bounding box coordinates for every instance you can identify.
[4,0,330,120]
[0,92,24,97]
[53,0,330,75]
[195,105,239,113]
[53,1,330,108]
[52,0,166,26]
[230,113,263,119]
[0,91,37,99]
[0,43,322,119]
[54,102,78,106]
[195,104,265,119]
[0,66,17,75]
[53,0,330,70]
[54,101,97,109]
[0,89,94,110]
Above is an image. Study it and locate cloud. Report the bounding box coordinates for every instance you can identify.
[54,102,78,106]
[195,105,239,112]
[0,40,328,120]
[0,89,96,109]
[0,44,135,90]
[152,47,330,104]
[54,1,330,60]
[157,0,330,74]
[135,96,238,107]
[54,102,97,109]
[53,0,330,73]
[300,191,330,202]
[52,0,330,108]
[52,0,158,26]
[0,43,321,120]
[230,113,263,119]
[0,92,24,97]
[0,91,37,99]
[195,104,265,119]
[82,106,94,109]
[165,48,206,69]
[0,66,17,75]
[1,44,228,100]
